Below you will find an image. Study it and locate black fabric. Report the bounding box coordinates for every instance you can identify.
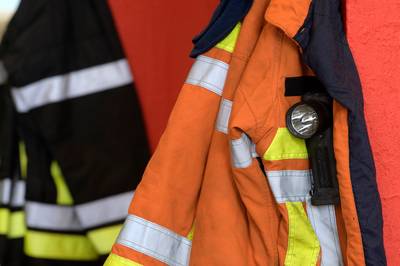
[0,85,22,266]
[21,85,147,204]
[0,235,6,266]
[0,224,24,266]
[284,76,326,96]
[0,0,150,264]
[0,85,18,179]
[190,0,253,57]
[1,0,124,87]
[1,0,149,204]
[294,1,386,265]
[1,238,24,266]
[20,124,57,203]
[24,257,104,266]
[25,227,86,236]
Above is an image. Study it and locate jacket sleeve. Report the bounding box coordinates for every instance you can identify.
[105,44,234,266]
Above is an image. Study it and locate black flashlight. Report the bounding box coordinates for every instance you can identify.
[286,93,340,206]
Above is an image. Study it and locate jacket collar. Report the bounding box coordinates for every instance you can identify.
[265,0,312,38]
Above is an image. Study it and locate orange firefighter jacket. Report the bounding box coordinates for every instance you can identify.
[105,0,385,265]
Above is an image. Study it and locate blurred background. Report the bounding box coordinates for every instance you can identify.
[0,0,19,37]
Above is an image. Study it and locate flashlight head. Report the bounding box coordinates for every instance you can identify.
[286,102,320,139]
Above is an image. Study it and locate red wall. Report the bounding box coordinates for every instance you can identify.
[346,1,400,265]
[108,0,218,150]
[110,1,399,264]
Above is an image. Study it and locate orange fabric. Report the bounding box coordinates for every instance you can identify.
[264,0,312,38]
[232,162,280,265]
[264,159,310,171]
[109,0,365,265]
[333,101,365,266]
[228,2,316,265]
[112,244,164,265]
[205,48,232,64]
[190,133,253,265]
[229,24,314,147]
[130,80,223,236]
[193,2,281,263]
[335,206,349,266]
[228,2,343,265]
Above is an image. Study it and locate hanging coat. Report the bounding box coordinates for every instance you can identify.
[0,0,150,265]
[0,62,25,266]
[106,0,385,265]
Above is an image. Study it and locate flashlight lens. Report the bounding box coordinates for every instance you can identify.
[289,104,319,138]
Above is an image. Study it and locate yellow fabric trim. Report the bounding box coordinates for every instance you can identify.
[24,230,98,261]
[20,142,73,205]
[285,202,320,266]
[104,253,143,266]
[0,208,10,234]
[8,211,26,239]
[50,161,74,205]
[216,23,241,53]
[263,128,308,161]
[87,224,122,255]
[19,142,28,179]
[187,225,195,241]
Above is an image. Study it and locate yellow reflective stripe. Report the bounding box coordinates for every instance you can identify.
[285,202,320,266]
[104,253,143,266]
[50,161,74,205]
[0,208,10,234]
[187,225,195,241]
[24,230,98,261]
[19,142,28,179]
[8,211,26,239]
[263,128,308,161]
[216,23,241,53]
[87,224,122,255]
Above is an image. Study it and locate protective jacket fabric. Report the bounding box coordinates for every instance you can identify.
[108,0,385,265]
[0,74,25,266]
[0,0,149,265]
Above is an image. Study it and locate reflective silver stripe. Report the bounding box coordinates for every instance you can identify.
[0,178,12,204]
[216,99,232,133]
[10,180,25,207]
[250,142,258,158]
[185,55,228,96]
[117,214,191,266]
[0,61,7,85]
[26,191,133,231]
[76,191,132,229]
[306,199,344,266]
[266,170,312,203]
[26,201,82,231]
[231,133,258,168]
[12,59,133,113]
[266,170,343,264]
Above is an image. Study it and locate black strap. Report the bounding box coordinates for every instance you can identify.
[285,76,326,96]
